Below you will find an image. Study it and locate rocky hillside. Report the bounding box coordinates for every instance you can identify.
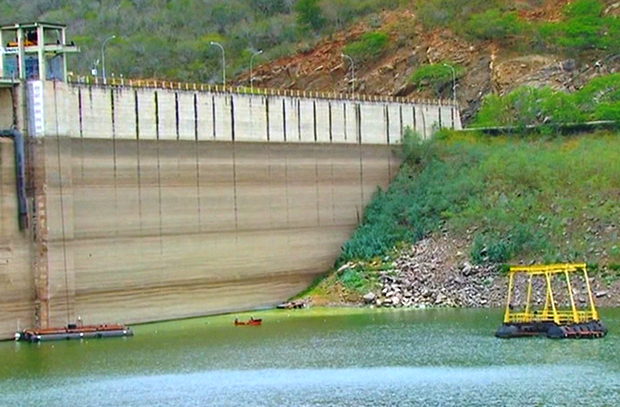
[237,0,620,124]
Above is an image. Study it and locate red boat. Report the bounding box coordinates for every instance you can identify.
[234,317,262,326]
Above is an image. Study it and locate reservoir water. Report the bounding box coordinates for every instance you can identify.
[1,308,619,406]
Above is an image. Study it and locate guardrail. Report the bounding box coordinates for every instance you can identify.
[66,75,454,107]
[507,311,597,324]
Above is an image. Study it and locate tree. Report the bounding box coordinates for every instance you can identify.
[294,0,325,31]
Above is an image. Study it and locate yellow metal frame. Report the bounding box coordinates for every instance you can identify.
[503,263,599,325]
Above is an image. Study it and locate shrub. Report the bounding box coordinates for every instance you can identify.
[415,0,503,30]
[294,0,326,31]
[464,9,524,42]
[535,0,620,54]
[410,63,462,97]
[343,31,390,62]
[474,73,620,127]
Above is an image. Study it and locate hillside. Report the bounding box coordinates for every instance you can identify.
[235,0,620,123]
[2,1,619,123]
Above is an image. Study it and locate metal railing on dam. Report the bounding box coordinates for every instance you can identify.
[0,80,460,339]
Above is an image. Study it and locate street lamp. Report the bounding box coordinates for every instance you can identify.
[210,41,226,85]
[101,35,116,84]
[341,53,355,93]
[250,49,263,93]
[443,63,457,107]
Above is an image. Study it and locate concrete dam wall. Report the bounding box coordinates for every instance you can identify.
[0,81,460,339]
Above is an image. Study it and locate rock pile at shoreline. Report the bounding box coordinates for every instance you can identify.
[369,236,506,308]
[361,234,619,309]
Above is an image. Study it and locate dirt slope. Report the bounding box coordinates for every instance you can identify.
[234,2,620,124]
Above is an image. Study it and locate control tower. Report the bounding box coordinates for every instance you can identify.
[0,22,79,84]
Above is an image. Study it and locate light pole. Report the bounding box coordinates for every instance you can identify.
[443,63,456,106]
[101,35,116,84]
[210,41,226,85]
[341,53,355,93]
[250,49,263,93]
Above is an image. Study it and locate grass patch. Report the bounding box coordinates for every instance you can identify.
[409,63,464,97]
[343,31,390,63]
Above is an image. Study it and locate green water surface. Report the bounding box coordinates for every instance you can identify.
[1,308,619,406]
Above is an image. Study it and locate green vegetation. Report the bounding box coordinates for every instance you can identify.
[295,0,326,31]
[0,0,402,82]
[409,63,462,96]
[415,0,502,31]
[339,129,620,268]
[416,0,620,55]
[474,73,620,127]
[464,9,524,42]
[542,0,620,54]
[343,31,390,63]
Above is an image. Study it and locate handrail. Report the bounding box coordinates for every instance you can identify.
[66,74,456,107]
[503,263,600,325]
[507,311,596,324]
[509,263,587,275]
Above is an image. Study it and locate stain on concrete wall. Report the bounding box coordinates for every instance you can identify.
[39,139,397,333]
[0,139,33,337]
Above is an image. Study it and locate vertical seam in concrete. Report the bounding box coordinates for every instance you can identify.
[297,99,301,141]
[413,106,417,133]
[385,105,390,146]
[175,92,180,140]
[193,93,198,140]
[230,95,235,142]
[111,89,118,237]
[356,104,362,144]
[315,153,320,226]
[193,93,202,233]
[451,106,455,130]
[313,100,317,143]
[53,81,71,326]
[358,145,364,212]
[155,91,163,253]
[330,149,335,224]
[343,103,347,142]
[232,143,239,233]
[422,107,427,139]
[399,105,403,145]
[265,97,270,142]
[135,90,143,234]
[282,99,287,142]
[78,88,84,182]
[267,140,273,227]
[438,106,442,130]
[212,95,216,140]
[328,102,332,143]
[285,148,290,228]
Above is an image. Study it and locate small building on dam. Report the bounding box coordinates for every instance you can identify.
[0,22,461,339]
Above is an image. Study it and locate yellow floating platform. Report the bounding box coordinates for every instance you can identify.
[496,263,607,339]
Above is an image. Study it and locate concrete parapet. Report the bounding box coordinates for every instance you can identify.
[38,81,460,144]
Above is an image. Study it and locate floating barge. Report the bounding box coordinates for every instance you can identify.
[496,263,608,339]
[16,323,133,343]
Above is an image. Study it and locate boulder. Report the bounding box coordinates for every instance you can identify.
[363,292,377,303]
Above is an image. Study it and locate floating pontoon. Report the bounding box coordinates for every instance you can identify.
[16,323,133,342]
[496,263,607,339]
